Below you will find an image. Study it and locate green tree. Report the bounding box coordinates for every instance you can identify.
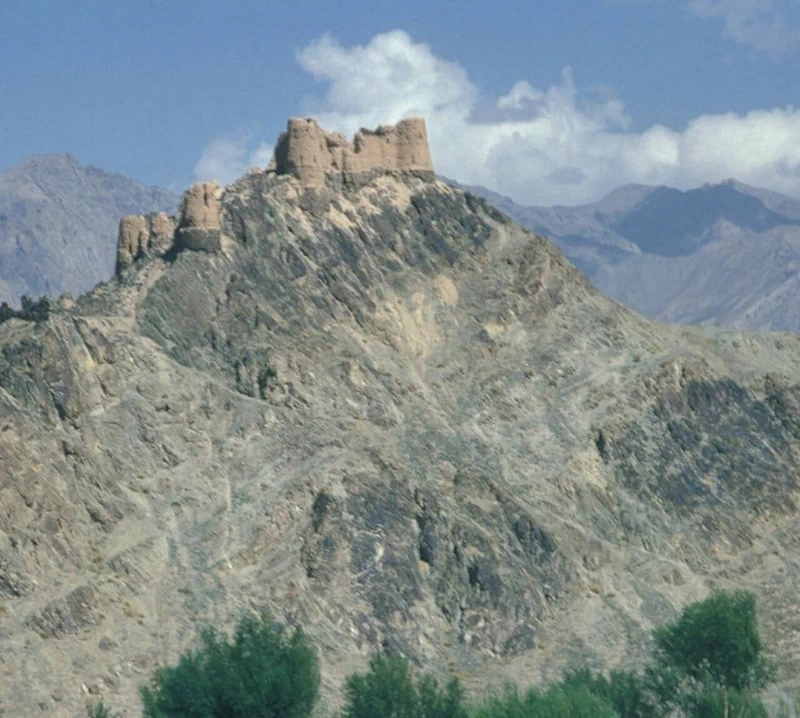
[642,661,691,716]
[0,302,13,324]
[652,590,773,718]
[561,667,658,717]
[342,654,467,718]
[140,613,320,718]
[18,295,51,322]
[472,682,618,718]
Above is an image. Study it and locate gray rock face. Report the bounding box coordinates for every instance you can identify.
[2,170,800,716]
[0,154,177,306]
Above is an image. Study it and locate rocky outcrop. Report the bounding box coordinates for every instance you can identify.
[26,585,99,639]
[175,181,222,252]
[115,212,176,273]
[272,117,434,186]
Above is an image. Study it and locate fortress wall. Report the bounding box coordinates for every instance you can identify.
[116,182,222,274]
[273,117,434,186]
[115,212,176,274]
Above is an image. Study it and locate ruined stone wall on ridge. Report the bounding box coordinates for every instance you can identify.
[116,212,176,274]
[272,117,434,186]
[115,182,222,275]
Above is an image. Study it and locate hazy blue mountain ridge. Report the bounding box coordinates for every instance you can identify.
[456,178,800,331]
[0,154,177,305]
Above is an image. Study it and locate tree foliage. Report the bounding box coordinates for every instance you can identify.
[690,688,768,718]
[140,614,320,718]
[552,591,773,718]
[342,654,468,718]
[561,667,657,717]
[74,590,779,718]
[471,682,619,718]
[0,295,51,326]
[653,590,772,693]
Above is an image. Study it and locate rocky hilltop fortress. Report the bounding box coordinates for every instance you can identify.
[7,112,800,718]
[116,117,434,273]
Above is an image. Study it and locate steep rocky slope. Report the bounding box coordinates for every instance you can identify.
[2,121,800,716]
[0,154,177,306]
[460,179,800,332]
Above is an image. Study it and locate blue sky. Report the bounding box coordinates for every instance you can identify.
[2,0,800,204]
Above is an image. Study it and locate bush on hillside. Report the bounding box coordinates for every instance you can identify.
[561,667,658,717]
[140,613,319,718]
[471,681,619,718]
[342,654,468,718]
[652,590,773,718]
[0,295,51,326]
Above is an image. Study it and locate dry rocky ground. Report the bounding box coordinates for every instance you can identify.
[1,165,800,716]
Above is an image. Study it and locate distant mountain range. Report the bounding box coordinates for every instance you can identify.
[456,179,800,332]
[0,154,177,306]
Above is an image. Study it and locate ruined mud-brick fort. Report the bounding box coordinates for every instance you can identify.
[116,117,434,273]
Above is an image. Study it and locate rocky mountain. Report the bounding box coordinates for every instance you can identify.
[457,179,800,332]
[0,154,177,306]
[3,119,800,717]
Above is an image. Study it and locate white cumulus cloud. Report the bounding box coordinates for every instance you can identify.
[689,0,800,55]
[194,129,273,186]
[619,0,800,54]
[288,30,800,206]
